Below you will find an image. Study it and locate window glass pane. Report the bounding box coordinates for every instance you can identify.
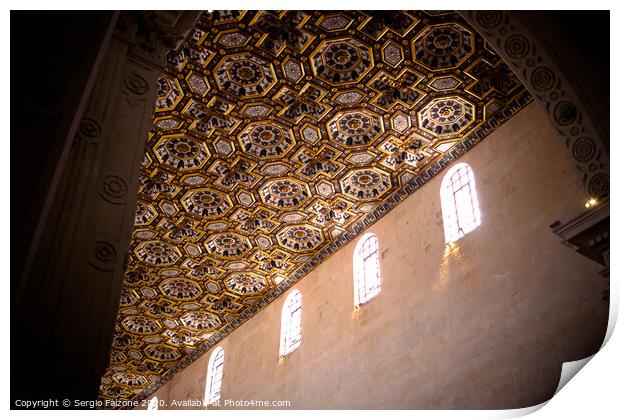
[205,347,224,405]
[280,290,302,356]
[441,163,480,243]
[353,233,381,307]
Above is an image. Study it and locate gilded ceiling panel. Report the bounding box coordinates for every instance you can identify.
[99,10,531,403]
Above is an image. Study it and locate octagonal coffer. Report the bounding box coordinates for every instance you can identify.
[310,38,373,85]
[181,188,233,218]
[214,53,277,98]
[134,241,181,266]
[144,344,181,362]
[418,96,476,137]
[413,23,475,70]
[340,168,392,201]
[260,178,311,209]
[276,224,325,252]
[121,316,161,335]
[205,232,252,259]
[180,311,221,330]
[154,134,210,171]
[159,277,203,300]
[238,122,296,158]
[225,272,269,295]
[327,109,384,147]
[113,372,148,386]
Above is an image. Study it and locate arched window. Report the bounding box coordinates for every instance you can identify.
[147,396,159,410]
[440,163,481,243]
[205,346,224,405]
[279,290,302,357]
[353,233,381,307]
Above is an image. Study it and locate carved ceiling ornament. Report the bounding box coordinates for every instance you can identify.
[100,10,532,404]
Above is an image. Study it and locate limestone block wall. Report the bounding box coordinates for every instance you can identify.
[141,102,608,409]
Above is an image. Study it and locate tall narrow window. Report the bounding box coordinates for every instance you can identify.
[205,347,224,405]
[147,396,159,410]
[353,233,381,307]
[440,162,481,243]
[279,290,302,357]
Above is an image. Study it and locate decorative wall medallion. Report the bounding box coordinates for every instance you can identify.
[530,66,556,92]
[504,34,530,59]
[553,100,577,126]
[124,71,149,95]
[94,241,116,262]
[588,173,609,197]
[87,239,118,271]
[79,117,102,138]
[572,137,596,163]
[474,10,503,29]
[101,175,128,204]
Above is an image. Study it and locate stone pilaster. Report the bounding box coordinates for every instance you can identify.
[12,11,199,405]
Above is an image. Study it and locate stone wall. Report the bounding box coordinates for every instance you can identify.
[141,102,608,409]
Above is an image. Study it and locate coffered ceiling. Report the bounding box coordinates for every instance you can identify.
[99,10,531,402]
